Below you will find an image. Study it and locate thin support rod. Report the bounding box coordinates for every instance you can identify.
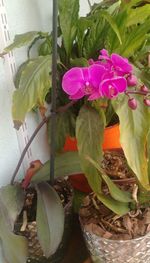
[50,0,58,185]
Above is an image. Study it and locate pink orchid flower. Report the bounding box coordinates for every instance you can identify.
[62,64,107,100]
[100,77,127,99]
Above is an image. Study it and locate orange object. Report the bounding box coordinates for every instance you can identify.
[65,124,121,193]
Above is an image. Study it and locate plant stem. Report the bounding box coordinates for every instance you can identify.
[126,90,150,96]
[50,0,58,185]
[87,0,92,9]
[10,100,76,185]
[10,116,49,185]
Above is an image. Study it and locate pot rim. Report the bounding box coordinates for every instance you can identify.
[79,216,150,243]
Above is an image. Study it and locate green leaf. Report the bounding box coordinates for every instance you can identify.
[48,111,75,152]
[76,105,105,193]
[31,152,82,183]
[36,182,65,257]
[127,5,150,26]
[0,196,28,263]
[58,0,79,57]
[12,55,51,129]
[98,10,122,45]
[0,185,25,230]
[113,95,150,190]
[4,31,39,52]
[70,57,89,67]
[97,194,130,216]
[118,19,150,57]
[86,156,132,203]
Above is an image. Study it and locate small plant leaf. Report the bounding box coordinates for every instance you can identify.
[126,4,150,26]
[31,152,82,183]
[0,198,28,263]
[86,156,132,203]
[12,55,51,129]
[0,185,25,230]
[36,182,65,258]
[4,31,39,52]
[97,194,130,216]
[76,105,105,193]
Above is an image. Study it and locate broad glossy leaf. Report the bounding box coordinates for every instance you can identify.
[36,182,64,257]
[0,185,24,230]
[127,5,150,26]
[12,55,51,129]
[58,0,79,57]
[97,193,130,216]
[31,152,82,183]
[113,95,150,190]
[76,106,105,193]
[86,156,132,203]
[0,200,28,263]
[4,31,39,52]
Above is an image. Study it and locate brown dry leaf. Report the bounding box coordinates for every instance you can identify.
[123,215,133,235]
[102,231,113,239]
[137,220,147,236]
[85,223,105,237]
[143,208,150,224]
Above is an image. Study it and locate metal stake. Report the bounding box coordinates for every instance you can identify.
[50,0,58,185]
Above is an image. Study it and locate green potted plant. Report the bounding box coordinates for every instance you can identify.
[2,0,150,193]
[0,1,150,261]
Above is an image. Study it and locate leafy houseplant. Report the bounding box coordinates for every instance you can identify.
[0,0,150,261]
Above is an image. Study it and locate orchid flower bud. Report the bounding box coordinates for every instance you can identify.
[140,85,148,92]
[128,98,137,110]
[143,98,150,107]
[127,74,137,87]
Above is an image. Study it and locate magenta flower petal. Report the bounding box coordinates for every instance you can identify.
[88,64,107,89]
[100,77,127,99]
[100,49,109,57]
[112,77,127,93]
[62,67,84,95]
[69,89,85,100]
[111,53,132,74]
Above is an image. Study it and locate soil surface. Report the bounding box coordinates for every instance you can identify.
[80,151,150,241]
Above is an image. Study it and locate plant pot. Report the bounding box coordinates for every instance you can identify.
[14,179,73,263]
[79,221,150,263]
[79,194,150,263]
[65,124,121,193]
[63,124,121,152]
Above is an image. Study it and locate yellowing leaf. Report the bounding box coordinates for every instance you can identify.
[12,55,51,129]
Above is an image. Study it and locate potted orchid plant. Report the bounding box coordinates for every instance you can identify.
[0,0,150,261]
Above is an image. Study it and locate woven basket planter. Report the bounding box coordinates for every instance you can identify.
[14,179,73,263]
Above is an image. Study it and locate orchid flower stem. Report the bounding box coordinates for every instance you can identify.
[10,101,76,185]
[126,90,150,96]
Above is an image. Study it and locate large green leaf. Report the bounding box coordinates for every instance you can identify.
[97,194,130,216]
[127,5,150,26]
[31,152,82,183]
[58,0,79,57]
[0,198,28,263]
[36,182,64,257]
[4,31,39,52]
[113,95,150,190]
[118,19,150,57]
[76,105,105,193]
[12,55,51,129]
[0,185,24,230]
[86,156,132,203]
